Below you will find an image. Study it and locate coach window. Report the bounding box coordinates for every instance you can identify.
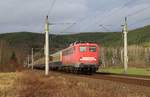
[80,46,86,52]
[89,46,96,52]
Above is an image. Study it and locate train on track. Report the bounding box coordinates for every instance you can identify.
[34,42,100,74]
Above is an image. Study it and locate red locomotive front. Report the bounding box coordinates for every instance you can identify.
[62,43,99,70]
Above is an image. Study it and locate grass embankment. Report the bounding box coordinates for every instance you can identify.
[99,67,150,76]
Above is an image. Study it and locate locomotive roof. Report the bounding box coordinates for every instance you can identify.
[50,43,99,56]
[66,43,97,48]
[74,43,98,46]
[64,43,98,50]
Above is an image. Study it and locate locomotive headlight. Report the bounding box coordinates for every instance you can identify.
[80,57,96,61]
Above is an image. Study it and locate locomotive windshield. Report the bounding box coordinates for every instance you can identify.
[80,46,86,52]
[89,46,96,52]
[80,46,96,52]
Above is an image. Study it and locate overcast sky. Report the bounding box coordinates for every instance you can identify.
[0,0,150,34]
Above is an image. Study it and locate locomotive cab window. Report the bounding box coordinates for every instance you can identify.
[80,46,86,52]
[89,46,96,52]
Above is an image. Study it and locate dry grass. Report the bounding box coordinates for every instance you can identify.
[0,70,150,97]
[16,70,150,97]
[0,72,17,97]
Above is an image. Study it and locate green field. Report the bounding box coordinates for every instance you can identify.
[98,67,150,76]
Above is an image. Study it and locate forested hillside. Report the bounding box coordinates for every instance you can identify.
[0,25,149,70]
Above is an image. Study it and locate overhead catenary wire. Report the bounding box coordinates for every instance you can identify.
[60,13,100,33]
[82,0,137,32]
[48,0,150,34]
[99,25,111,32]
[127,6,150,17]
[103,0,136,19]
[55,0,135,33]
[48,0,150,35]
[59,23,76,33]
[128,16,150,27]
[56,0,126,33]
[95,0,150,32]
[46,0,78,35]
[40,0,56,34]
[49,0,142,33]
[47,0,150,33]
[35,0,57,62]
[57,0,135,33]
[47,0,57,16]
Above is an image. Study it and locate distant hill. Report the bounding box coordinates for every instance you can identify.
[0,25,149,50]
[63,25,150,47]
[0,32,45,48]
[128,25,150,47]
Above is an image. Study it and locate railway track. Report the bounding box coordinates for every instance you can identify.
[33,69,150,87]
[80,72,150,87]
[53,71,150,87]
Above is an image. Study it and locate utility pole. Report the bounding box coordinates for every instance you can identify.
[44,16,49,75]
[31,48,34,70]
[27,55,30,68]
[123,17,128,73]
[0,40,2,65]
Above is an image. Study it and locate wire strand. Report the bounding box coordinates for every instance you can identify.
[127,6,150,17]
[82,0,136,32]
[47,0,56,16]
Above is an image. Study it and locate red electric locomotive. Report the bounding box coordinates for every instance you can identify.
[49,42,100,73]
[34,42,100,74]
